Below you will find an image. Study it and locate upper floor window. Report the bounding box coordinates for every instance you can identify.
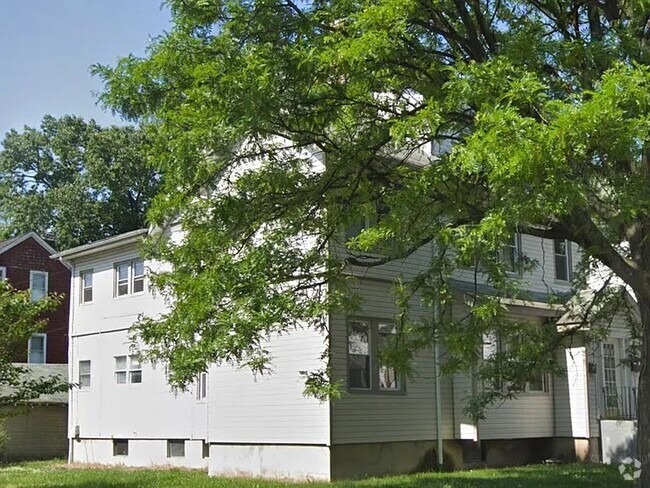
[499,234,521,274]
[554,239,571,282]
[80,270,93,303]
[348,319,402,393]
[28,333,46,364]
[0,267,6,281]
[79,360,91,388]
[30,270,48,302]
[115,355,142,384]
[114,260,145,297]
[195,372,208,401]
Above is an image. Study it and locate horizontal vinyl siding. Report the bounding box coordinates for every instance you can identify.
[450,299,555,440]
[330,278,445,444]
[208,326,330,445]
[452,234,579,297]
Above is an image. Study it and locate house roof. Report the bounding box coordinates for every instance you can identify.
[0,232,57,257]
[1,363,68,405]
[51,228,148,261]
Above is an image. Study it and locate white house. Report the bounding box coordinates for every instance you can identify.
[51,214,639,479]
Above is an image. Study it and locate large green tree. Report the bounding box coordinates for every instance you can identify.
[95,0,650,482]
[0,115,160,250]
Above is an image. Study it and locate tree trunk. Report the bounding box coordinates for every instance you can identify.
[637,298,650,487]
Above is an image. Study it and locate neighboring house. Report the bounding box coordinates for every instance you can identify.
[1,364,68,460]
[0,233,71,460]
[54,212,639,479]
[0,232,70,364]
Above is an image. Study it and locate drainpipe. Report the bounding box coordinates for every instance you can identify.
[432,241,444,469]
[62,258,75,464]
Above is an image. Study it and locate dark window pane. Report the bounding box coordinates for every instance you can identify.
[133,277,144,293]
[348,354,370,389]
[113,439,128,456]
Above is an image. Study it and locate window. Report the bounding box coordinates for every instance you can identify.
[483,330,549,393]
[80,271,93,303]
[113,439,129,456]
[115,355,142,384]
[30,270,48,301]
[347,319,403,393]
[202,440,210,459]
[499,234,521,274]
[554,239,571,282]
[79,360,91,388]
[196,372,208,400]
[167,440,185,457]
[0,267,6,281]
[28,334,46,364]
[114,259,145,296]
[345,199,391,253]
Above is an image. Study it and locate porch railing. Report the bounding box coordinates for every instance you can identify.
[601,386,637,420]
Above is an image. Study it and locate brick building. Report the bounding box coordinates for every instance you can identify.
[0,232,70,364]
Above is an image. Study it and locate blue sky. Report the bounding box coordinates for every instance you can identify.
[0,1,172,138]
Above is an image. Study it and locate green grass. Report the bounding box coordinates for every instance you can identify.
[0,461,628,488]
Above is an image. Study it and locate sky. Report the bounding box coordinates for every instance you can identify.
[0,1,172,139]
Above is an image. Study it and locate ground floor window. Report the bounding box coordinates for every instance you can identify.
[347,318,403,393]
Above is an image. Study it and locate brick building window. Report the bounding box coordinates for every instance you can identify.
[29,270,48,301]
[0,267,6,281]
[28,333,47,364]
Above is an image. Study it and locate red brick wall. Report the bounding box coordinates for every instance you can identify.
[0,238,70,364]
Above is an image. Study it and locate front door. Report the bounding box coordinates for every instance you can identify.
[602,341,621,418]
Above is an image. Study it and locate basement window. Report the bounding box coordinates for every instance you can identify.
[113,439,129,456]
[167,440,185,457]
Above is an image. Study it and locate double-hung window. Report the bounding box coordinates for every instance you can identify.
[195,372,208,401]
[28,334,46,364]
[30,270,48,301]
[79,360,91,388]
[347,319,402,393]
[80,270,93,303]
[499,234,521,274]
[115,355,142,384]
[554,239,571,282]
[114,259,145,296]
[0,267,6,281]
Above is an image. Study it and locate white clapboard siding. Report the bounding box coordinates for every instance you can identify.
[70,330,207,440]
[330,278,449,444]
[207,326,330,445]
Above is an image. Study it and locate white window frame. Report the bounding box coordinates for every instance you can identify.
[195,372,208,401]
[114,259,145,297]
[80,270,93,304]
[0,266,6,281]
[554,239,572,282]
[79,360,91,388]
[28,333,47,364]
[114,354,143,384]
[29,270,48,302]
[347,318,404,394]
[499,234,522,275]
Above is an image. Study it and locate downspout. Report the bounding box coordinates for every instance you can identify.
[62,257,75,464]
[432,241,444,469]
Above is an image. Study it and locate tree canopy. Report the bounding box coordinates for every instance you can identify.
[94,1,650,483]
[0,115,160,250]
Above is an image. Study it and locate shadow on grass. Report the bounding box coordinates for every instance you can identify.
[344,464,625,488]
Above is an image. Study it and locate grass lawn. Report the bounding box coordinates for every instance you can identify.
[0,461,628,488]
